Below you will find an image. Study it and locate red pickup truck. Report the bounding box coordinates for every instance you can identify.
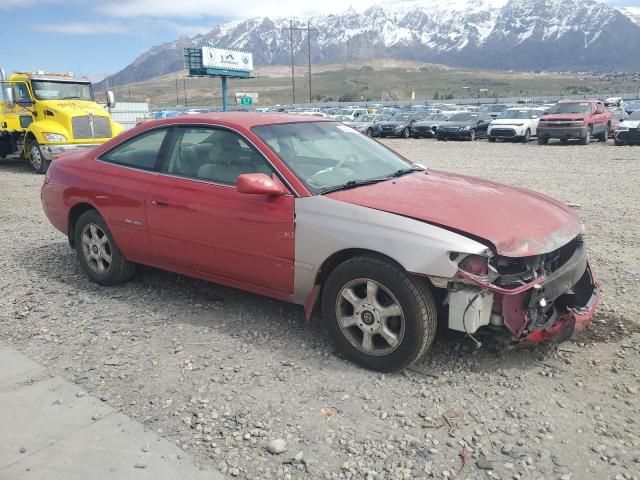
[537,100,614,145]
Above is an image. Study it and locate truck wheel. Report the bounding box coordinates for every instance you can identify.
[537,136,548,145]
[321,255,437,372]
[28,142,49,174]
[599,125,609,142]
[74,210,136,286]
[580,129,591,145]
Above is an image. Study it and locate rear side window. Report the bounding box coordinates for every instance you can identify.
[101,128,168,170]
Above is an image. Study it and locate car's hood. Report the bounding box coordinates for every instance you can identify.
[326,170,582,257]
[415,120,446,126]
[490,118,534,125]
[541,114,588,121]
[620,120,640,128]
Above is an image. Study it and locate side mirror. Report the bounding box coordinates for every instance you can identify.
[236,173,287,196]
[106,90,116,108]
[3,86,14,107]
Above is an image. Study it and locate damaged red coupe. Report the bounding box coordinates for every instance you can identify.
[41,113,599,371]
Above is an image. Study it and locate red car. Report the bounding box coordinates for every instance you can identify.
[537,100,614,145]
[41,113,599,371]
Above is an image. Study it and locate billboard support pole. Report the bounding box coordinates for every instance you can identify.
[221,76,228,111]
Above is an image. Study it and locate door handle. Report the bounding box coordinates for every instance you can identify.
[151,199,168,207]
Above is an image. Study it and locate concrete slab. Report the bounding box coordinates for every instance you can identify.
[0,376,112,467]
[0,345,45,387]
[2,412,218,480]
[0,345,223,480]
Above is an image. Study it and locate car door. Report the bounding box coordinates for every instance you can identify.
[95,127,171,264]
[145,125,295,294]
[477,115,491,136]
[594,102,607,134]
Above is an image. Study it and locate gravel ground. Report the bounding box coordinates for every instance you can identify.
[1,139,640,480]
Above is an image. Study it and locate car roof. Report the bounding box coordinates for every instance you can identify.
[147,112,332,129]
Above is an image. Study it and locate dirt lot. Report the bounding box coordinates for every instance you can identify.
[1,140,639,480]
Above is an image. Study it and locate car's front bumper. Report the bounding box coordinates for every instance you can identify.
[538,126,588,140]
[436,129,474,140]
[42,143,101,161]
[615,128,640,144]
[488,126,526,139]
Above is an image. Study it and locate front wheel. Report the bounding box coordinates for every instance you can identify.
[402,127,411,139]
[321,255,437,372]
[580,129,591,145]
[469,130,476,141]
[522,129,531,143]
[74,210,136,286]
[365,128,373,137]
[538,137,548,145]
[28,141,49,174]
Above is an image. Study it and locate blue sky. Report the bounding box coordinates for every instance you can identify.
[1,0,638,82]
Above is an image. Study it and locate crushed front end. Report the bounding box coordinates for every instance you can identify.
[444,234,599,345]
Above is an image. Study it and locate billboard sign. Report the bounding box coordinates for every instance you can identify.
[202,47,253,73]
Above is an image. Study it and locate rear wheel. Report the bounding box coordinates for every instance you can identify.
[599,125,609,142]
[28,141,49,174]
[321,255,437,372]
[74,210,136,286]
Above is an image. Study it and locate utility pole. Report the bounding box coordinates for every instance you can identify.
[283,20,317,105]
[183,78,188,107]
[175,76,179,106]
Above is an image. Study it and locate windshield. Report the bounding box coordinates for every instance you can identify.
[625,110,640,121]
[549,103,591,114]
[448,113,478,122]
[31,80,94,101]
[480,105,506,113]
[498,110,540,119]
[395,114,411,122]
[253,122,415,194]
[425,114,448,121]
[354,115,372,122]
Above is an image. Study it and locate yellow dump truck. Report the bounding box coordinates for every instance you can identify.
[0,69,123,173]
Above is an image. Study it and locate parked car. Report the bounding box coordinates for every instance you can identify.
[537,100,613,145]
[614,109,640,146]
[377,113,424,138]
[411,113,450,138]
[603,97,628,122]
[479,104,508,118]
[487,108,545,143]
[435,112,492,141]
[625,100,640,115]
[335,108,369,120]
[343,114,391,137]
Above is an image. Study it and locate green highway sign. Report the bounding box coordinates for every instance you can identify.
[240,97,253,106]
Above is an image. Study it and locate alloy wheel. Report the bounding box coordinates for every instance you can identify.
[81,223,113,274]
[30,144,42,171]
[335,278,405,356]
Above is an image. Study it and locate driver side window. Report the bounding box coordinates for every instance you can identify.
[164,127,273,185]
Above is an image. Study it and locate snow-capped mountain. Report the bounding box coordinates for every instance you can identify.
[97,0,640,89]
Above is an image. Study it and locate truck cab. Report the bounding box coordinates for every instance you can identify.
[0,69,123,173]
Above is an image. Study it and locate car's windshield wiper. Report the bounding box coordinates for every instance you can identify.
[61,96,82,100]
[319,166,424,194]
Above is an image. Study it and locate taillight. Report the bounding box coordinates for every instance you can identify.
[458,254,489,276]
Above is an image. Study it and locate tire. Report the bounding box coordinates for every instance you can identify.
[580,128,591,145]
[321,255,437,372]
[402,127,410,139]
[74,210,136,286]
[28,141,50,174]
[522,129,531,143]
[599,125,609,142]
[365,128,373,137]
[488,137,496,143]
[538,136,548,145]
[469,130,476,141]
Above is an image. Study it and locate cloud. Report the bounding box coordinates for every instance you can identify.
[36,22,127,35]
[96,0,378,19]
